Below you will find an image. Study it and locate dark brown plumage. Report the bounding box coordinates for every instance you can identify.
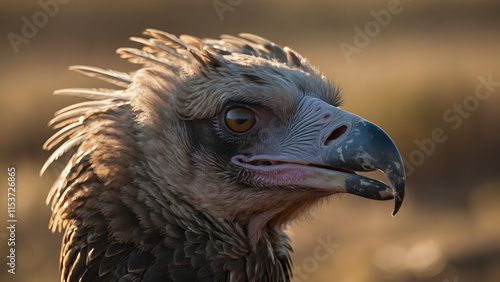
[42,30,405,281]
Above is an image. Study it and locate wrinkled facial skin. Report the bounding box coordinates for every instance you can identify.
[182,70,404,224]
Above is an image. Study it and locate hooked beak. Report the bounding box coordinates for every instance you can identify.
[232,98,406,216]
[321,114,406,215]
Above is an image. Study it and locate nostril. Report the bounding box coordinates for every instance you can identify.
[325,125,348,146]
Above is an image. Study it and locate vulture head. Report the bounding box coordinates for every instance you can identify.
[42,30,405,281]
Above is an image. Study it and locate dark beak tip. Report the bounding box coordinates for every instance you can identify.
[391,188,405,216]
[392,202,401,216]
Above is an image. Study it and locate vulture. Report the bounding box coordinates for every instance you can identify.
[42,29,405,282]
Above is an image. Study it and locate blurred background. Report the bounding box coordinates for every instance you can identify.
[1,0,499,281]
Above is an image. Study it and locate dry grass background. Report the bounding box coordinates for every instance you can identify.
[1,0,499,281]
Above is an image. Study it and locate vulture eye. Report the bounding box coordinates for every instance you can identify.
[225,107,256,133]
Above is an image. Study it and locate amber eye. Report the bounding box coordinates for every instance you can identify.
[225,107,256,133]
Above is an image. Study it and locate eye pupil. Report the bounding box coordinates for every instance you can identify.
[225,108,256,133]
[234,118,247,125]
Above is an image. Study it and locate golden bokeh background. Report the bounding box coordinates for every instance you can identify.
[1,0,499,281]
